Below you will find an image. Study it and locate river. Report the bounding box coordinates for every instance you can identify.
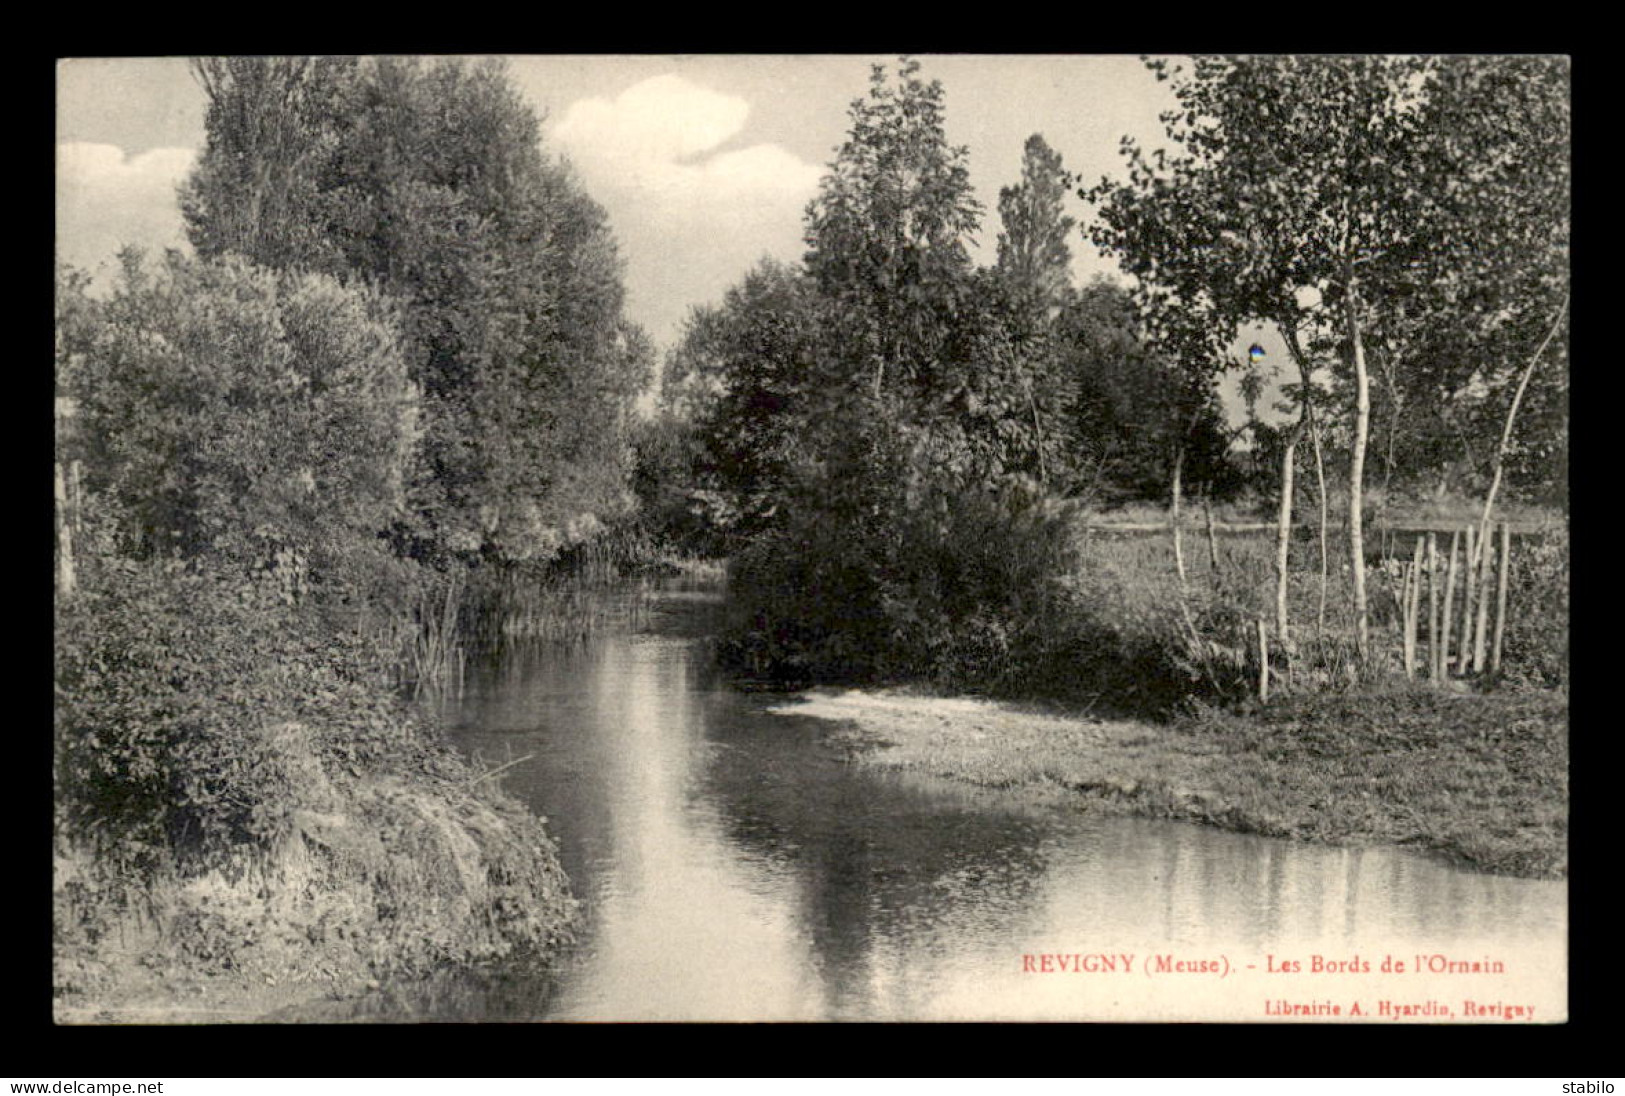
[314,575,1568,1022]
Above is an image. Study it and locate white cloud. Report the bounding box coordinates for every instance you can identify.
[556,73,751,166]
[56,142,195,282]
[550,76,823,347]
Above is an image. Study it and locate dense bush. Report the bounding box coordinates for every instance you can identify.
[1498,525,1569,691]
[64,250,418,591]
[54,560,431,875]
[53,544,583,1009]
[721,476,1085,692]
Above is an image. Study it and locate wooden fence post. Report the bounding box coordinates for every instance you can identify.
[1404,537,1423,679]
[1441,529,1460,677]
[1399,558,1413,679]
[1491,522,1511,676]
[1257,619,1269,702]
[1472,523,1493,674]
[1428,533,1440,682]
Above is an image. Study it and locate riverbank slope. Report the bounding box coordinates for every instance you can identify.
[53,719,577,1024]
[773,686,1567,878]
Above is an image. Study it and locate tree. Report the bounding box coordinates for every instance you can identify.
[665,259,830,542]
[706,58,1086,689]
[994,134,1079,486]
[180,58,360,274]
[64,250,418,596]
[804,58,982,402]
[181,56,651,565]
[1091,55,1510,658]
[1057,277,1232,506]
[1376,56,1570,541]
[997,134,1076,321]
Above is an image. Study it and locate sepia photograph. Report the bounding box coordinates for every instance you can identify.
[53,53,1569,1024]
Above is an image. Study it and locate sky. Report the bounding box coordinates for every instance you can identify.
[55,55,1283,422]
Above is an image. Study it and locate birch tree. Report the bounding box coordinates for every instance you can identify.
[1092,55,1437,658]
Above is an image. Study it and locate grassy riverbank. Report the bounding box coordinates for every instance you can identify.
[54,745,576,1024]
[53,563,579,1024]
[776,685,1567,879]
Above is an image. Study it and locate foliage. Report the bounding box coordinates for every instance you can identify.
[663,260,830,544]
[803,58,982,401]
[181,56,652,564]
[722,476,1082,693]
[996,134,1076,318]
[1497,526,1569,691]
[627,409,714,554]
[61,250,417,601]
[1057,277,1238,502]
[57,562,371,872]
[682,59,1260,693]
[1089,55,1569,505]
[53,547,580,1004]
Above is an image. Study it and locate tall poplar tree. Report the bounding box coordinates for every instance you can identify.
[804,58,982,403]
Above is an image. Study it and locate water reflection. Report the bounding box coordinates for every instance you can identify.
[318,578,1565,1022]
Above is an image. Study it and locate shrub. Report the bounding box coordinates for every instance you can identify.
[54,560,422,874]
[1498,525,1569,691]
[720,477,1083,692]
[63,250,418,586]
[54,555,580,1001]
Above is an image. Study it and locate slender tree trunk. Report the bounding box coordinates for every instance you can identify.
[1378,356,1404,563]
[1023,365,1048,487]
[1203,485,1220,576]
[1460,524,1477,674]
[1171,444,1187,588]
[1346,282,1372,661]
[1274,423,1301,643]
[1475,293,1569,555]
[1308,407,1329,639]
[1280,320,1328,642]
[55,461,75,598]
[68,460,83,536]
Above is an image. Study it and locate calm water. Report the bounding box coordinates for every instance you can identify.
[311,576,1567,1022]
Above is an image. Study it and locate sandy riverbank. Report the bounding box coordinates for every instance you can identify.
[770,686,1567,879]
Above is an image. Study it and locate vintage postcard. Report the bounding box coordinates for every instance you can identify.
[54,54,1568,1023]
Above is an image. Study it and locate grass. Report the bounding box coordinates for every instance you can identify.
[646,550,729,582]
[1081,491,1562,533]
[1080,496,1270,528]
[1368,490,1561,531]
[465,568,651,648]
[52,559,581,1024]
[788,683,1567,879]
[759,491,1566,880]
[1056,505,1567,709]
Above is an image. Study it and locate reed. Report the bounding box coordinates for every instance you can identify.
[401,568,468,705]
[461,538,656,652]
